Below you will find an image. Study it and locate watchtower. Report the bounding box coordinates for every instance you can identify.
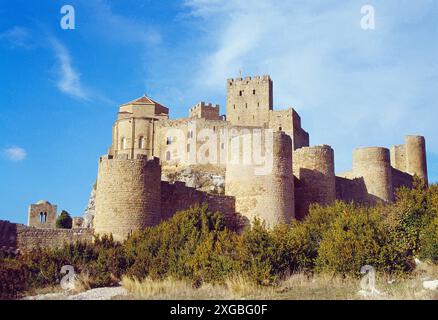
[226,75,273,127]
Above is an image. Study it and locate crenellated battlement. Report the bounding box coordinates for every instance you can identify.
[99,154,160,167]
[227,75,271,84]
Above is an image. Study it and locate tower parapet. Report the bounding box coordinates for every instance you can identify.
[293,145,336,220]
[94,154,162,241]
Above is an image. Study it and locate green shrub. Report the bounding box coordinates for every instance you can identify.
[124,204,230,282]
[0,258,26,300]
[55,210,73,229]
[419,216,438,262]
[315,204,414,276]
[385,177,436,256]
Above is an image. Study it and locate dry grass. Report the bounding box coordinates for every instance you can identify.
[121,264,438,300]
[71,271,92,294]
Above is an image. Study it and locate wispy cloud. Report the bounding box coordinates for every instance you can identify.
[0,26,33,49]
[50,38,88,100]
[84,0,161,46]
[184,0,438,172]
[3,147,27,162]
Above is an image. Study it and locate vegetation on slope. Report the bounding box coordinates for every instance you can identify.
[1,178,437,300]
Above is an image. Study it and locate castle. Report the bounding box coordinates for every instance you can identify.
[0,75,428,250]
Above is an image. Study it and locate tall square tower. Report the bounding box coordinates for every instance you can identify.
[226,75,273,127]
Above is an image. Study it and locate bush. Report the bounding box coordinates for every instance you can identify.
[420,216,438,262]
[124,204,231,283]
[315,204,414,276]
[3,183,438,299]
[55,210,73,229]
[0,258,26,300]
[384,177,436,257]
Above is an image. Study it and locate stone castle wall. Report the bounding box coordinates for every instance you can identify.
[0,220,93,253]
[28,201,57,229]
[391,135,428,183]
[161,181,243,230]
[293,145,336,220]
[94,154,162,241]
[225,132,294,227]
[352,147,394,203]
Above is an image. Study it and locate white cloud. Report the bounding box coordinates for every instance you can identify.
[50,38,88,100]
[3,147,27,162]
[84,0,161,46]
[184,0,438,173]
[0,26,33,48]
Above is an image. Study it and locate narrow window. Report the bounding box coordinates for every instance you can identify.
[187,144,191,152]
[121,138,127,150]
[239,91,242,96]
[139,136,146,149]
[253,89,256,95]
[221,143,225,150]
[233,105,236,110]
[166,137,172,145]
[39,212,44,223]
[166,151,171,161]
[245,103,248,109]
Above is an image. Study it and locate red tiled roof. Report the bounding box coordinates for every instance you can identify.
[121,95,168,111]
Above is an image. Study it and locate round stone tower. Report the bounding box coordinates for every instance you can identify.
[293,145,336,220]
[353,147,393,203]
[225,131,294,228]
[405,135,428,183]
[94,154,162,241]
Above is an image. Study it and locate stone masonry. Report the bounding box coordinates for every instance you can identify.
[1,74,429,248]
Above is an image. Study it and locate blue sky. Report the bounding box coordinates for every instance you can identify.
[1,0,437,224]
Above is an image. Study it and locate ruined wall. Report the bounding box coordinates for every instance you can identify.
[226,75,273,127]
[352,147,393,203]
[15,226,93,253]
[0,220,93,253]
[28,201,57,229]
[293,145,336,220]
[225,131,294,228]
[94,154,162,241]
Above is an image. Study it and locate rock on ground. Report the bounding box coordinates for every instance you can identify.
[23,287,128,300]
